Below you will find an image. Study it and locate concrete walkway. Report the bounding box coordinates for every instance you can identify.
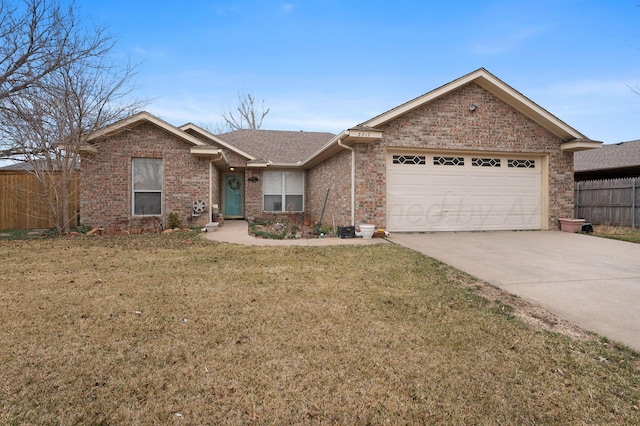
[202,220,387,247]
[389,231,640,351]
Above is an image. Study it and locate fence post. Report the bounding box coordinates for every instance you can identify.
[575,181,580,218]
[633,178,637,229]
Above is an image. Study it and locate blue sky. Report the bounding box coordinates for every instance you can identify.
[76,0,640,143]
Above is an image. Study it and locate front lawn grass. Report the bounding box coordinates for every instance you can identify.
[1,233,639,424]
[594,225,640,244]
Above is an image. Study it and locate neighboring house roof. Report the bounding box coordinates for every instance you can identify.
[575,140,640,171]
[0,162,32,171]
[575,140,640,179]
[215,129,335,165]
[360,68,600,150]
[0,159,80,171]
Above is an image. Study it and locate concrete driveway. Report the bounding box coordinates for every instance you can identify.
[389,231,640,351]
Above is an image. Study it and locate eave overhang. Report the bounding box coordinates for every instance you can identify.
[561,139,603,152]
[302,128,384,168]
[189,146,228,167]
[179,123,256,160]
[246,160,270,168]
[78,144,98,153]
[245,160,303,169]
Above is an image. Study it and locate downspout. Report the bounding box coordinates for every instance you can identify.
[209,160,213,222]
[337,138,355,226]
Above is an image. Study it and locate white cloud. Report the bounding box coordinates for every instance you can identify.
[282,3,294,14]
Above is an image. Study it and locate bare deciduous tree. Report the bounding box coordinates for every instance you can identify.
[0,0,143,233]
[221,91,270,131]
[0,0,109,104]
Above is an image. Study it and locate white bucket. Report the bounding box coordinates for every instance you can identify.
[360,224,375,239]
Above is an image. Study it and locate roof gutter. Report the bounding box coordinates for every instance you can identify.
[337,137,355,226]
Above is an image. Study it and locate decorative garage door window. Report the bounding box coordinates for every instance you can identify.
[472,157,501,167]
[434,156,464,166]
[392,155,426,165]
[508,159,536,168]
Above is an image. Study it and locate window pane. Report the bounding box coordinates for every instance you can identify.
[285,171,304,195]
[285,195,303,211]
[262,171,282,195]
[133,158,162,191]
[134,192,161,215]
[264,195,282,212]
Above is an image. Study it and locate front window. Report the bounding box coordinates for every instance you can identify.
[263,170,304,212]
[132,158,162,215]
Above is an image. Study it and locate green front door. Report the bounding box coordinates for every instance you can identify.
[223,173,243,218]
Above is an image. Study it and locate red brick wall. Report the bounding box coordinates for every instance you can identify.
[244,168,263,219]
[305,150,352,227]
[81,122,214,231]
[351,83,573,230]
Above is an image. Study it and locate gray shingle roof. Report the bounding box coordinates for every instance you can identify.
[0,162,30,170]
[574,140,640,171]
[216,129,335,164]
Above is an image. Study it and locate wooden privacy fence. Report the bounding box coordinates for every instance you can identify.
[575,178,639,227]
[0,171,79,230]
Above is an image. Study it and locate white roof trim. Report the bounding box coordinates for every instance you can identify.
[360,68,588,142]
[189,146,223,156]
[179,123,256,160]
[561,139,602,152]
[301,128,384,168]
[87,112,208,146]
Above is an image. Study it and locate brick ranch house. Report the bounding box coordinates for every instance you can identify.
[80,68,601,233]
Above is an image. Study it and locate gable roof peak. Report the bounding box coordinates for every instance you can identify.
[87,111,208,147]
[359,68,588,142]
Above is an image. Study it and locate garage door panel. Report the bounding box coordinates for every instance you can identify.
[505,195,539,206]
[387,173,427,187]
[470,176,503,188]
[432,176,466,187]
[468,195,504,206]
[507,177,539,188]
[387,152,542,232]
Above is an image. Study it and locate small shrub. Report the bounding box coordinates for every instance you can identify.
[249,219,298,239]
[72,224,93,234]
[167,212,182,229]
[317,224,334,236]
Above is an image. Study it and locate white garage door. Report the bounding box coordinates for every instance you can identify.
[387,152,542,232]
